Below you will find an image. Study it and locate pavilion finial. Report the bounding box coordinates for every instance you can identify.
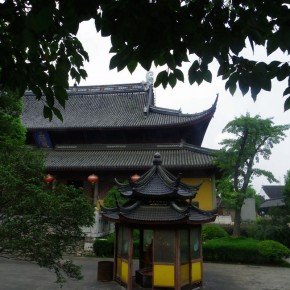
[153,152,162,165]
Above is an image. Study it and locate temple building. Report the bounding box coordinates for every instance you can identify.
[21,76,218,246]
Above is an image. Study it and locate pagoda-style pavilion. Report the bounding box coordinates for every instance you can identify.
[101,153,217,290]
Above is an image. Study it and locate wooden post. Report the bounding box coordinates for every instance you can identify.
[127,227,133,290]
[175,229,180,290]
[114,224,118,281]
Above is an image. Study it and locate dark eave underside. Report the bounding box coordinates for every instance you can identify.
[44,143,216,171]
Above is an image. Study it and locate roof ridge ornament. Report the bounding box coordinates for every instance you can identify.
[153,152,162,165]
[146,71,154,86]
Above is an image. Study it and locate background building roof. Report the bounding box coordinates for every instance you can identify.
[44,143,216,171]
[262,185,284,199]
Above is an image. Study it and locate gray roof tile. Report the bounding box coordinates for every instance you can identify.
[44,143,216,171]
[21,83,216,130]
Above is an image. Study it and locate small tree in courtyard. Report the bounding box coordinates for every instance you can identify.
[215,113,289,237]
[0,91,95,284]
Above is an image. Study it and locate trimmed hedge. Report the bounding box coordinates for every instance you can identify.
[202,224,229,241]
[203,237,290,265]
[258,240,290,261]
[93,235,139,258]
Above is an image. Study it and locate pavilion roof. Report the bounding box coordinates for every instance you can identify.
[100,153,217,225]
[21,83,217,134]
[101,200,217,225]
[44,143,216,171]
[116,152,201,199]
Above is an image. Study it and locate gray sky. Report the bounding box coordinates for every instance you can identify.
[76,20,290,194]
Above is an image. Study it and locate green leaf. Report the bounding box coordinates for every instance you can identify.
[284,96,290,111]
[277,63,289,82]
[154,70,168,88]
[54,86,68,108]
[267,34,279,56]
[109,54,120,70]
[139,58,152,71]
[196,71,203,85]
[127,60,138,74]
[174,68,184,82]
[52,107,63,122]
[203,70,212,83]
[229,83,237,95]
[43,105,53,121]
[188,61,199,85]
[168,73,177,88]
[167,54,176,70]
[239,76,249,96]
[78,68,87,79]
[283,86,290,97]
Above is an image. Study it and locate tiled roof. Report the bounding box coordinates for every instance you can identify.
[117,152,201,198]
[101,201,216,224]
[44,143,216,171]
[21,83,217,130]
[262,185,284,199]
[260,198,285,209]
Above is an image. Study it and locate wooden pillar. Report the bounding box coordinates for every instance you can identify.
[127,227,133,290]
[139,229,144,269]
[175,229,180,290]
[113,224,118,281]
[189,227,192,288]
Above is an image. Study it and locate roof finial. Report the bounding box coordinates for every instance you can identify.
[146,71,154,86]
[153,152,162,165]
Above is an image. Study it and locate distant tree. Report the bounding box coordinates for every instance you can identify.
[1,0,290,118]
[283,170,290,213]
[103,185,128,208]
[0,91,95,284]
[215,113,289,237]
[217,178,258,210]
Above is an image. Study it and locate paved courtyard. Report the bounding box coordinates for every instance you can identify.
[0,257,289,290]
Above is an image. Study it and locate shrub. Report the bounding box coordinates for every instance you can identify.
[254,223,290,248]
[93,234,139,258]
[93,237,114,257]
[202,224,229,241]
[258,240,290,261]
[203,237,290,265]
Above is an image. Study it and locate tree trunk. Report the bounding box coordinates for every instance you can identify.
[233,207,242,237]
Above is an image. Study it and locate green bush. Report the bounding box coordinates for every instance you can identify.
[258,240,290,261]
[93,237,114,257]
[253,222,290,248]
[93,234,139,258]
[202,224,229,241]
[203,237,290,265]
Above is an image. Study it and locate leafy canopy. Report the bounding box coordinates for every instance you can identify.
[283,170,290,212]
[215,113,289,235]
[1,0,290,119]
[0,91,95,284]
[216,113,289,193]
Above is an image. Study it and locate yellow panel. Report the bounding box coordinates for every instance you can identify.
[117,257,122,278]
[191,262,202,282]
[181,263,190,286]
[182,178,213,210]
[153,264,174,287]
[121,260,128,283]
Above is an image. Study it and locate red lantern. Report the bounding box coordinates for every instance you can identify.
[88,174,99,185]
[44,174,54,184]
[131,174,140,182]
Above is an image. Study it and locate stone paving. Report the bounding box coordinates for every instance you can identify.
[0,257,290,290]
